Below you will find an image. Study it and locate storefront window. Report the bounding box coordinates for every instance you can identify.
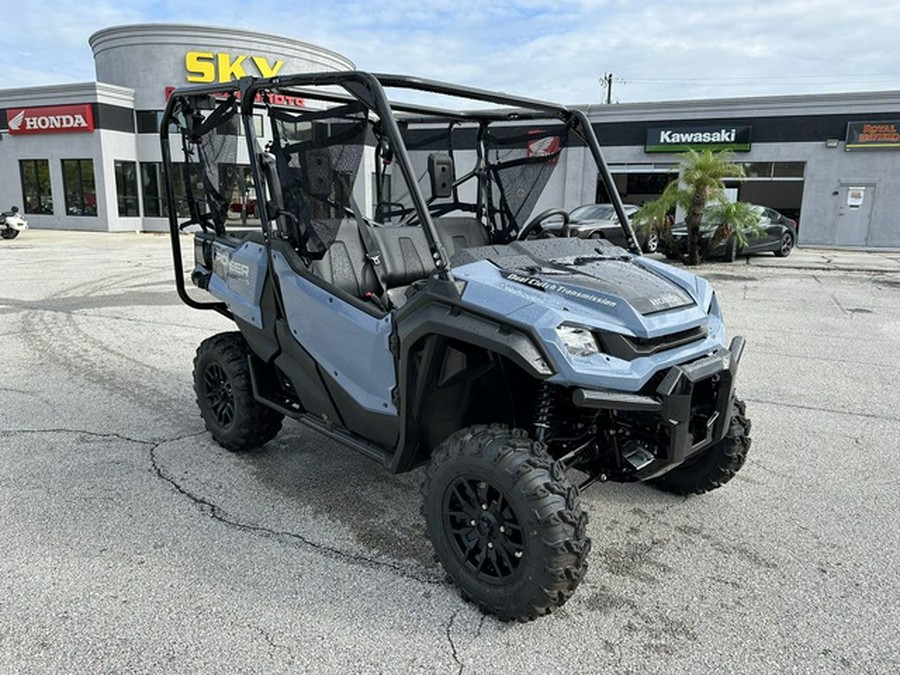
[741,162,806,179]
[141,162,164,217]
[61,159,97,216]
[215,114,265,137]
[19,159,53,214]
[280,120,312,143]
[218,164,256,224]
[136,111,164,134]
[115,161,140,217]
[772,162,805,178]
[140,162,199,218]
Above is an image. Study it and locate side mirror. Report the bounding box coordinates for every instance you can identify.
[10,206,18,213]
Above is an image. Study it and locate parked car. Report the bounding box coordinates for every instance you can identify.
[661,205,797,261]
[542,203,658,253]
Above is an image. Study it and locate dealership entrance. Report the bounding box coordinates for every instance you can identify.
[599,161,805,225]
[599,164,677,206]
[728,162,806,224]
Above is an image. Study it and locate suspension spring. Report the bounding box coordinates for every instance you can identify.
[533,382,558,444]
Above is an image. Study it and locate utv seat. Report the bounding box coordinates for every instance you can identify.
[308,216,490,308]
[308,218,379,299]
[433,216,490,257]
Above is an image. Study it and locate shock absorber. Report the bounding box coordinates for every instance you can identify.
[533,382,557,444]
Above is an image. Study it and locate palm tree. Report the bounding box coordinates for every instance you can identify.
[633,150,749,265]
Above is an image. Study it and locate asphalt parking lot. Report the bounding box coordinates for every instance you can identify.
[2,231,899,673]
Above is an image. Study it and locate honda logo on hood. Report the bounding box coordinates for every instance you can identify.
[7,104,94,135]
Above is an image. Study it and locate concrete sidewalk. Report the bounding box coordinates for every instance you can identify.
[748,246,900,273]
[7,228,900,274]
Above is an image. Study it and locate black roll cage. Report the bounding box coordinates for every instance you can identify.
[160,70,640,314]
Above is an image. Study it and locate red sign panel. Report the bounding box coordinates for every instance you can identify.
[7,104,94,135]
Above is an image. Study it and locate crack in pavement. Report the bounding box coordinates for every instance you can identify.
[0,428,160,445]
[446,609,463,675]
[3,426,447,587]
[148,439,447,586]
[249,624,290,656]
[474,614,487,639]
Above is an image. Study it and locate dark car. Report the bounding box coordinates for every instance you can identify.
[542,203,658,252]
[662,205,797,261]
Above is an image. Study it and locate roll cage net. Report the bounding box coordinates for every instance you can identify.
[165,80,587,261]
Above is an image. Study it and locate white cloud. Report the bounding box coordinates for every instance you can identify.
[6,0,900,103]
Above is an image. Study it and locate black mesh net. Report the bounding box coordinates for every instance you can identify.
[268,103,369,255]
[398,120,570,239]
[173,95,255,235]
[484,124,569,239]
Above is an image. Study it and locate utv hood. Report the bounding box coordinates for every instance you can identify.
[448,238,723,392]
[452,238,696,316]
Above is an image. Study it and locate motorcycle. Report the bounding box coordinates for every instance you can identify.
[1,206,28,240]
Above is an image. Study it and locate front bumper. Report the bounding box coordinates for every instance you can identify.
[571,336,745,478]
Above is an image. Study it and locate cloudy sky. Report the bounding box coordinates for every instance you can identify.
[9,0,900,104]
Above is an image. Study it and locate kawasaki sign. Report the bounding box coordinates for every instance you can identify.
[645,125,752,153]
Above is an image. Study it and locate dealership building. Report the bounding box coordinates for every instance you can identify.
[1,23,898,248]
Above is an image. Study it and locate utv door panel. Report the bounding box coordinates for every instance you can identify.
[272,252,398,416]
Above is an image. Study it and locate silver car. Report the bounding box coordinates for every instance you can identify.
[566,203,657,253]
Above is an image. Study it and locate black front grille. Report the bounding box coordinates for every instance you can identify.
[597,325,706,361]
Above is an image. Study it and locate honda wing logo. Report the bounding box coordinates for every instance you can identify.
[527,135,561,158]
[8,110,25,131]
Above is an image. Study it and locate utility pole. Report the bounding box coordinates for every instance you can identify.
[601,72,614,105]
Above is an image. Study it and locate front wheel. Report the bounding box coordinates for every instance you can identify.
[193,332,284,451]
[642,231,659,253]
[1,228,19,240]
[422,425,590,621]
[650,397,751,495]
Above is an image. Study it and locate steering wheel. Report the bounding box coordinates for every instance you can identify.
[517,208,570,240]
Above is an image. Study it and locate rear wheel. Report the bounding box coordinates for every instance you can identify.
[664,250,681,261]
[774,231,794,257]
[650,397,751,495]
[723,237,737,263]
[1,228,19,239]
[422,425,590,621]
[193,332,283,451]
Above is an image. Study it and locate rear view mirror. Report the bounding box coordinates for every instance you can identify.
[428,154,454,199]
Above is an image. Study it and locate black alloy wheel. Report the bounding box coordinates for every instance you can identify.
[775,231,794,257]
[203,362,236,429]
[443,477,525,582]
[193,332,283,451]
[1,228,19,239]
[423,425,590,621]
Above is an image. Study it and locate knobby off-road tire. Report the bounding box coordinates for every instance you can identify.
[650,397,751,496]
[422,425,590,621]
[193,332,283,451]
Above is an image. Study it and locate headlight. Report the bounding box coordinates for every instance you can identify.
[555,324,600,357]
